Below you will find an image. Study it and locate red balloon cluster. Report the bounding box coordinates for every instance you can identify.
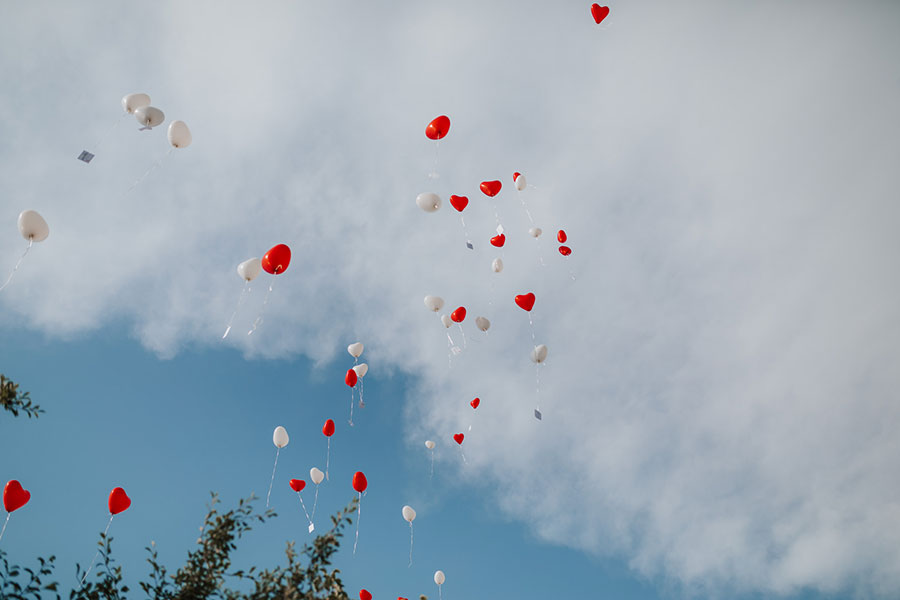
[262,244,291,275]
[591,3,610,24]
[425,115,451,140]
[352,471,368,493]
[108,487,132,515]
[3,480,30,513]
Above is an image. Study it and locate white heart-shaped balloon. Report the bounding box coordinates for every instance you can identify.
[237,258,262,281]
[347,342,364,358]
[17,210,49,242]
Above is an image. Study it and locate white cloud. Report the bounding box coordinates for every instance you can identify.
[2,1,900,596]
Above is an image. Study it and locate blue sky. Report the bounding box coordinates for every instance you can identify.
[2,1,900,598]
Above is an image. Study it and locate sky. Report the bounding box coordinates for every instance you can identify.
[1,1,899,599]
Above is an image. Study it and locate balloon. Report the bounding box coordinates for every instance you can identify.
[134,106,165,128]
[402,505,416,523]
[416,192,441,212]
[480,180,502,197]
[3,480,30,513]
[557,229,568,243]
[353,363,368,378]
[424,440,435,449]
[490,234,506,247]
[237,258,262,281]
[352,471,368,493]
[167,120,192,149]
[434,570,446,585]
[121,93,151,114]
[323,419,335,437]
[310,467,325,485]
[360,590,372,600]
[531,344,548,364]
[348,342,364,358]
[492,258,503,273]
[425,115,451,140]
[529,227,543,238]
[424,295,445,312]
[262,244,291,274]
[289,479,306,492]
[559,245,572,256]
[591,3,610,24]
[473,317,490,332]
[470,397,480,409]
[108,487,131,515]
[449,194,468,212]
[515,292,536,312]
[513,172,527,191]
[17,210,49,242]
[441,314,452,328]
[450,306,466,323]
[453,433,464,445]
[273,426,289,448]
[345,368,358,387]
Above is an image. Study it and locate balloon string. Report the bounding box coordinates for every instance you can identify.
[89,113,126,154]
[566,257,577,281]
[535,362,541,413]
[460,215,472,249]
[428,140,440,179]
[537,237,546,267]
[0,238,33,293]
[528,313,536,345]
[325,437,331,481]
[439,583,443,600]
[459,447,467,464]
[0,514,9,544]
[408,522,414,568]
[248,278,276,335]
[430,449,434,479]
[348,386,355,426]
[519,195,535,225]
[266,447,280,508]
[296,492,312,528]
[457,324,467,349]
[353,493,361,555]
[125,148,171,195]
[358,377,365,408]
[80,516,114,586]
[311,484,319,521]
[222,281,250,339]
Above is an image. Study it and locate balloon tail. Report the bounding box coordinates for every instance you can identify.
[458,324,467,349]
[0,514,9,543]
[408,522,414,568]
[325,438,331,481]
[296,492,313,529]
[358,377,365,408]
[353,493,361,555]
[266,448,280,508]
[519,196,536,225]
[428,140,440,179]
[0,238,33,293]
[223,282,250,339]
[439,584,443,600]
[81,516,114,586]
[535,362,542,417]
[125,150,169,195]
[248,280,275,335]
[348,386,355,426]
[460,447,467,464]
[87,113,126,156]
[528,313,536,345]
[430,450,435,479]
[311,484,319,521]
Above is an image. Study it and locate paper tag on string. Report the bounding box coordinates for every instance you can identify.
[534,409,542,420]
[77,150,94,163]
[451,346,462,355]
[466,241,473,250]
[308,523,315,533]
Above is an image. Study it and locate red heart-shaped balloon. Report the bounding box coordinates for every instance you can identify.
[479,180,502,197]
[399,597,409,600]
[108,487,131,515]
[3,480,31,513]
[289,478,306,492]
[515,292,536,312]
[345,368,358,387]
[557,229,567,243]
[559,245,572,256]
[451,306,466,323]
[453,433,464,445]
[591,3,610,24]
[490,234,506,247]
[449,195,468,212]
[470,397,480,409]
[322,418,335,437]
[360,589,373,600]
[425,115,450,140]
[352,471,368,493]
[262,244,291,275]
[513,172,521,182]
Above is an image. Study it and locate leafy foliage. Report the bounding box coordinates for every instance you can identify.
[0,494,363,600]
[0,374,43,418]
